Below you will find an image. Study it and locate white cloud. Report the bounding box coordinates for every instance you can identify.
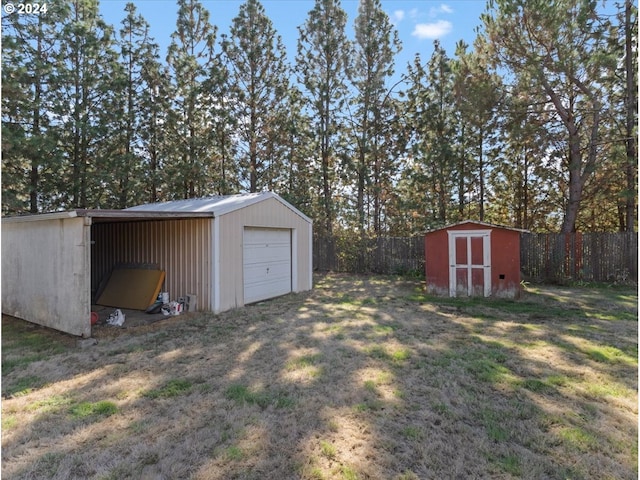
[429,4,454,17]
[392,9,405,23]
[412,20,453,39]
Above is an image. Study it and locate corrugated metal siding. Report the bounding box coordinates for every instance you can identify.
[217,197,312,312]
[92,218,211,310]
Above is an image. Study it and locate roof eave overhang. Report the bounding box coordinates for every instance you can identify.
[3,210,215,224]
[423,220,530,235]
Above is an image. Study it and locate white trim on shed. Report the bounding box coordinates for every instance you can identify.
[447,229,492,297]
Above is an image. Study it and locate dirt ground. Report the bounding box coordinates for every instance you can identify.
[2,274,637,479]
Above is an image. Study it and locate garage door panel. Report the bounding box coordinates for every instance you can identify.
[244,272,291,287]
[243,244,290,263]
[243,228,292,304]
[244,229,288,243]
[243,263,291,283]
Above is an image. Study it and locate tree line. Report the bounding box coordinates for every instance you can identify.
[2,0,637,234]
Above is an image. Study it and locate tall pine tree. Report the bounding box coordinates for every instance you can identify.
[453,39,501,221]
[166,0,218,199]
[296,0,352,237]
[483,0,617,232]
[349,0,401,235]
[1,0,67,213]
[52,0,120,208]
[110,2,163,208]
[404,43,457,228]
[221,0,290,192]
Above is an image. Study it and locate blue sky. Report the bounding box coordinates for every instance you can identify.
[100,0,488,84]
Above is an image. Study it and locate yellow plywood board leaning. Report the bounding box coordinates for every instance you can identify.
[96,268,165,310]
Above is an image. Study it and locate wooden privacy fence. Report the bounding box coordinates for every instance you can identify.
[520,232,638,283]
[313,236,425,275]
[314,232,638,283]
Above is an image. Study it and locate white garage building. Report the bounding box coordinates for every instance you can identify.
[2,192,313,337]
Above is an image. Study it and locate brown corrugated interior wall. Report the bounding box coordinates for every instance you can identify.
[91,218,211,310]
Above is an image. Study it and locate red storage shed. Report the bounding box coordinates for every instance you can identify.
[424,221,527,299]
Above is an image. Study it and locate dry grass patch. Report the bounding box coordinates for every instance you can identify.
[2,274,637,479]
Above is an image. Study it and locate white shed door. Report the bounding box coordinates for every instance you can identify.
[243,228,292,304]
[447,230,492,297]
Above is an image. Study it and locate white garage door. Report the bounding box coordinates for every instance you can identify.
[243,228,292,304]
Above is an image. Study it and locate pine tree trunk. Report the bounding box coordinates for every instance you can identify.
[478,127,484,222]
[624,0,637,232]
[562,146,583,233]
[30,18,44,213]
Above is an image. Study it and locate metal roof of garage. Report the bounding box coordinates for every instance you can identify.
[2,192,311,224]
[127,191,311,222]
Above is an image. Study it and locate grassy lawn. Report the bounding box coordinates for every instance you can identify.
[2,274,637,479]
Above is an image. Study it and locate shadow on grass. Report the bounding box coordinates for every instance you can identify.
[1,273,637,479]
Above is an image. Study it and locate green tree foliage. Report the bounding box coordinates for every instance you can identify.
[482,0,618,232]
[108,2,165,208]
[295,0,352,236]
[403,43,457,230]
[620,0,638,231]
[137,31,172,203]
[222,0,291,193]
[596,0,638,231]
[1,2,64,214]
[204,43,238,196]
[280,86,315,218]
[1,0,634,237]
[166,0,218,199]
[486,76,563,231]
[349,0,401,236]
[52,0,121,209]
[453,39,501,221]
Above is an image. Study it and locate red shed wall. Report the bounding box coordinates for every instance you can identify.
[489,227,521,297]
[424,229,450,296]
[424,222,522,298]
